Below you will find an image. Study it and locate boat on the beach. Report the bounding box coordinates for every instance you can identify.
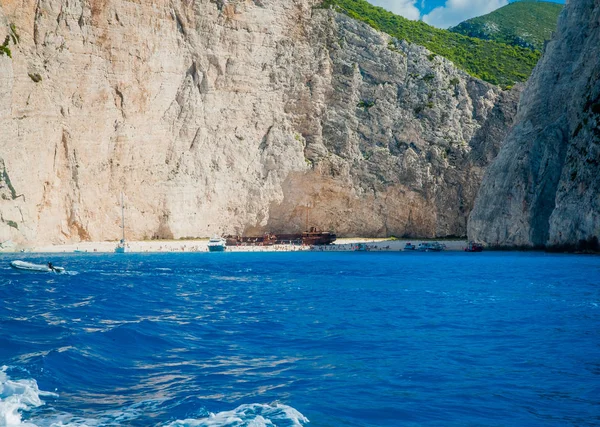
[10,260,65,273]
[225,228,336,246]
[404,243,416,251]
[302,227,337,246]
[465,241,484,252]
[225,233,278,246]
[417,242,445,252]
[207,236,227,252]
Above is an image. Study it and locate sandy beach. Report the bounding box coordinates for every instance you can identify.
[3,238,469,253]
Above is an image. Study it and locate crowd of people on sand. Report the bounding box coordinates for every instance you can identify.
[309,243,392,251]
[98,242,395,253]
[15,239,465,253]
[216,242,397,252]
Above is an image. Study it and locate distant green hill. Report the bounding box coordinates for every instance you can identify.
[319,0,540,87]
[450,1,563,51]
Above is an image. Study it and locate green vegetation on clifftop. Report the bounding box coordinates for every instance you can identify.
[319,0,540,86]
[450,1,563,51]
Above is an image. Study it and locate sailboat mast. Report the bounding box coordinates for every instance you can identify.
[305,206,308,231]
[305,203,311,232]
[120,192,125,242]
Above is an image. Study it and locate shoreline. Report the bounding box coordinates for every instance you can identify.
[1,238,469,254]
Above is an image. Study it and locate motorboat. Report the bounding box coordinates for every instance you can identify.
[404,243,416,251]
[10,260,65,273]
[207,236,227,252]
[417,242,445,252]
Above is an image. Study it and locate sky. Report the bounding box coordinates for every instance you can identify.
[368,0,566,29]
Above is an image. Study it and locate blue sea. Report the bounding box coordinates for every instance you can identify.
[1,251,599,426]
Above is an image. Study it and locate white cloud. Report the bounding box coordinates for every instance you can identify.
[423,0,509,29]
[368,0,421,21]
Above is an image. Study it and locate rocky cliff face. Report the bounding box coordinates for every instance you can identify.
[468,0,600,249]
[0,0,518,246]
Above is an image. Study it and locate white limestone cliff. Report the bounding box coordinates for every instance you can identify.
[0,0,518,245]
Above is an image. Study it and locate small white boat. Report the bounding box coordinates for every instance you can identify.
[115,240,129,254]
[207,236,227,252]
[10,260,65,273]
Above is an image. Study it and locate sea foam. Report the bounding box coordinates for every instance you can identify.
[165,403,309,427]
[1,369,307,427]
[0,366,57,427]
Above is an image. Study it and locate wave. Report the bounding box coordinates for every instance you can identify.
[0,368,308,427]
[0,366,57,426]
[165,403,309,427]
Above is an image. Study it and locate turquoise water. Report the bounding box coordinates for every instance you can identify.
[1,251,599,426]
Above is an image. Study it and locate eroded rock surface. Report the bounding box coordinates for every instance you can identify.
[0,0,518,245]
[469,0,600,249]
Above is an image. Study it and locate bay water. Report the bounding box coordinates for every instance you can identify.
[1,251,599,426]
